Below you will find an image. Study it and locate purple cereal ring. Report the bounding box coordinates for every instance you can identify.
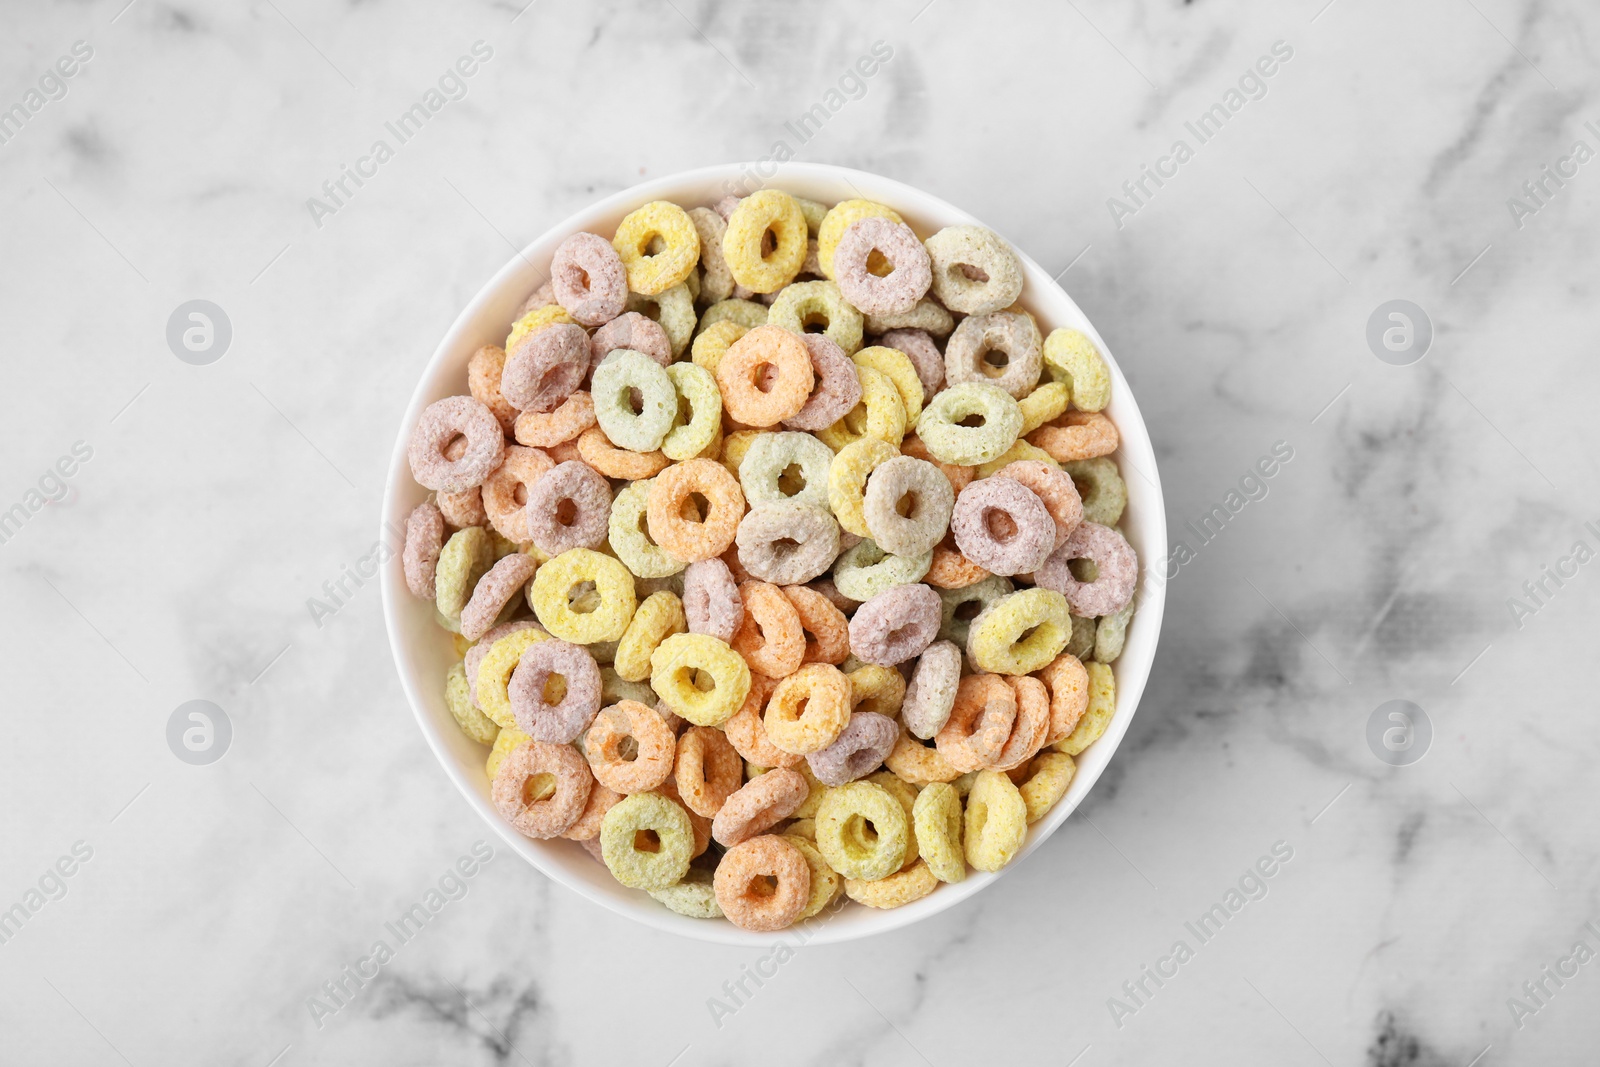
[944,311,1043,400]
[408,396,505,493]
[459,552,537,641]
[714,195,741,221]
[466,620,540,707]
[551,232,628,327]
[848,583,941,667]
[524,461,611,555]
[1034,521,1138,617]
[403,501,445,597]
[782,333,863,431]
[736,504,840,586]
[951,476,1056,576]
[879,328,944,397]
[502,324,589,413]
[806,712,900,786]
[589,311,671,373]
[508,639,603,743]
[833,217,932,317]
[902,639,961,739]
[683,558,745,643]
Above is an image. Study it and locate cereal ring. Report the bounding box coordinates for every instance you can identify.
[767,280,865,355]
[459,552,536,641]
[689,321,747,380]
[944,311,1043,400]
[625,284,696,357]
[477,628,552,728]
[649,632,751,727]
[950,476,1056,576]
[833,217,931,316]
[602,667,657,708]
[853,345,924,423]
[938,575,1014,647]
[550,231,628,326]
[600,791,694,889]
[590,311,671,372]
[646,458,745,563]
[730,580,806,678]
[831,538,933,602]
[612,201,699,295]
[1056,660,1115,756]
[992,675,1050,771]
[806,712,898,786]
[648,864,723,919]
[899,433,974,500]
[508,638,601,742]
[560,781,622,842]
[613,591,687,682]
[782,332,861,432]
[660,363,722,462]
[862,456,954,558]
[682,558,744,643]
[735,504,840,586]
[974,440,1060,480]
[783,584,849,665]
[995,460,1082,549]
[591,349,678,453]
[585,700,676,793]
[481,445,554,543]
[576,426,669,480]
[782,833,842,919]
[403,502,445,598]
[764,664,852,755]
[848,584,941,667]
[491,740,593,839]
[845,668,904,723]
[1034,521,1138,616]
[963,770,1027,871]
[818,365,906,451]
[1042,327,1112,411]
[815,779,909,881]
[926,540,992,593]
[936,674,1017,773]
[877,328,944,397]
[866,297,954,338]
[713,835,811,931]
[502,324,590,413]
[514,391,596,449]
[885,723,962,786]
[1066,613,1096,660]
[435,526,496,623]
[1064,457,1127,528]
[519,279,555,315]
[866,771,920,870]
[1094,598,1136,664]
[912,782,966,883]
[1029,410,1120,464]
[468,345,518,434]
[916,383,1023,466]
[723,190,809,293]
[528,548,637,644]
[968,587,1072,676]
[408,396,505,493]
[1019,752,1076,823]
[674,726,742,818]
[602,479,681,581]
[817,199,903,279]
[903,640,961,740]
[845,859,939,909]
[435,487,487,528]
[715,325,814,427]
[466,620,540,707]
[711,766,808,846]
[688,206,734,304]
[699,297,768,334]
[739,431,833,509]
[827,436,898,538]
[1018,381,1071,436]
[506,303,574,351]
[445,661,499,744]
[722,673,800,768]
[523,460,611,557]
[924,225,1024,316]
[486,724,530,781]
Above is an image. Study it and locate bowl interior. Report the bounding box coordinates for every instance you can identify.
[381,162,1167,946]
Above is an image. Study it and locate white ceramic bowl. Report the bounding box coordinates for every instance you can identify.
[381,162,1166,945]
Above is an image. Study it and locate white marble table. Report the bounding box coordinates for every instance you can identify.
[2,0,1596,1063]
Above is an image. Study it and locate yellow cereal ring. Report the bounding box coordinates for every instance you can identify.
[486,724,530,781]
[783,832,843,919]
[613,591,687,683]
[649,632,750,727]
[764,664,852,755]
[445,661,499,744]
[661,362,723,462]
[848,665,907,719]
[612,201,700,295]
[827,436,898,538]
[1019,752,1076,823]
[719,429,765,481]
[792,760,828,819]
[690,320,748,378]
[853,345,924,423]
[786,817,817,841]
[699,298,768,334]
[435,526,496,624]
[867,770,920,869]
[1042,328,1112,412]
[815,779,909,881]
[818,366,905,452]
[1018,381,1071,435]
[968,588,1072,675]
[913,782,966,883]
[963,770,1027,872]
[818,199,904,279]
[475,627,550,729]
[845,859,938,909]
[973,440,1061,479]
[723,190,809,293]
[1056,660,1115,755]
[505,304,575,351]
[528,548,638,644]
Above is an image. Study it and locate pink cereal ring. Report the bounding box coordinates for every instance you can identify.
[481,445,554,543]
[459,552,536,641]
[403,501,445,597]
[508,639,602,743]
[490,740,592,839]
[466,620,540,707]
[551,232,629,327]
[879,328,944,397]
[683,558,745,643]
[436,487,487,528]
[848,583,942,666]
[806,711,899,786]
[711,766,809,847]
[951,476,1056,576]
[833,217,932,317]
[502,324,589,413]
[1034,520,1138,616]
[783,332,863,431]
[408,395,505,493]
[589,311,671,373]
[524,460,611,555]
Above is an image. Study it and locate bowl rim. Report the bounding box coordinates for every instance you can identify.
[380,161,1167,946]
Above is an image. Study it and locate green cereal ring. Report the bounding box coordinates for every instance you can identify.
[739,431,833,509]
[592,349,678,452]
[865,297,954,338]
[915,383,1024,466]
[767,280,864,355]
[1065,613,1097,659]
[925,225,1024,316]
[1063,458,1127,527]
[1056,660,1115,756]
[600,666,657,709]
[627,284,696,357]
[783,833,843,919]
[445,661,499,744]
[832,538,932,602]
[608,480,686,579]
[434,526,495,623]
[1094,598,1136,664]
[600,792,694,890]
[937,575,1014,647]
[661,363,723,462]
[1042,328,1112,411]
[815,779,909,881]
[795,196,828,236]
[866,770,919,868]
[912,782,966,884]
[963,770,1027,872]
[648,864,723,919]
[698,298,768,334]
[529,548,637,644]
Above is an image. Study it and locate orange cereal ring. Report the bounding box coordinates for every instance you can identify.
[1028,411,1120,463]
[514,391,596,448]
[711,766,809,846]
[936,674,1018,773]
[722,673,801,769]
[490,740,593,839]
[884,722,962,786]
[674,725,743,818]
[481,445,554,543]
[782,584,850,664]
[713,835,811,932]
[435,487,486,528]
[731,580,807,678]
[584,700,676,794]
[715,326,814,428]
[1038,652,1089,745]
[645,459,745,563]
[992,675,1051,772]
[924,533,992,589]
[995,459,1083,549]
[901,433,975,497]
[560,782,623,841]
[547,438,583,465]
[657,778,714,859]
[468,345,518,434]
[764,663,852,755]
[576,426,670,480]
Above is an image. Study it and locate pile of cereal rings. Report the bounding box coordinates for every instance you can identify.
[402,188,1138,931]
